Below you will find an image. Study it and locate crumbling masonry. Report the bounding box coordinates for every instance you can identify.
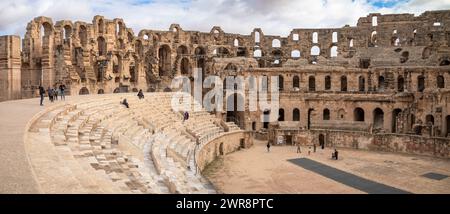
[0,10,449,157]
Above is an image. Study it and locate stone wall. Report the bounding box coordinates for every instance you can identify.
[196,131,252,171]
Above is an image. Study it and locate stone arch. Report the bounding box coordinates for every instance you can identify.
[97,19,104,34]
[392,108,402,133]
[332,32,338,43]
[97,89,104,94]
[40,22,53,48]
[418,75,425,92]
[226,92,245,128]
[325,75,331,90]
[426,114,435,126]
[63,25,72,40]
[253,49,262,58]
[311,46,320,56]
[340,76,347,92]
[354,107,365,122]
[437,75,445,88]
[158,44,172,77]
[180,57,190,75]
[278,108,285,121]
[373,108,384,130]
[312,32,318,43]
[252,122,256,131]
[79,87,89,95]
[330,46,338,57]
[163,87,172,92]
[293,108,300,121]
[278,75,284,91]
[78,25,88,47]
[323,108,330,120]
[272,39,281,48]
[113,87,120,93]
[97,36,107,56]
[293,75,300,88]
[397,76,405,92]
[309,76,316,91]
[177,45,188,55]
[358,76,365,92]
[237,47,247,57]
[291,50,300,58]
[378,76,385,92]
[337,109,345,120]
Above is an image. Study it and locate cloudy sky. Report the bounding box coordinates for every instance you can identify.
[0,0,449,37]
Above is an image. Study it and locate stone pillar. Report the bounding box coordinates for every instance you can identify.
[0,35,22,101]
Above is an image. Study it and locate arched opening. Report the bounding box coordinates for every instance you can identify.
[309,76,316,91]
[118,38,125,49]
[252,122,256,131]
[291,50,300,58]
[97,37,107,56]
[325,75,331,90]
[158,45,171,77]
[354,108,365,122]
[163,87,172,92]
[226,93,245,128]
[370,31,377,46]
[113,88,120,93]
[180,57,190,75]
[129,61,136,83]
[272,39,281,48]
[78,25,88,47]
[234,38,239,47]
[293,34,299,41]
[79,87,89,95]
[332,32,338,43]
[373,108,384,130]
[378,76,385,92]
[97,89,104,94]
[372,16,378,26]
[97,19,104,34]
[418,75,425,92]
[437,75,445,88]
[311,46,320,56]
[330,46,338,57]
[253,49,262,58]
[278,108,285,121]
[319,134,325,149]
[358,76,365,92]
[293,75,300,89]
[135,40,143,56]
[177,45,188,55]
[216,47,230,57]
[323,109,330,121]
[392,109,402,133]
[293,108,300,121]
[40,22,52,49]
[337,109,345,120]
[63,25,72,40]
[340,76,347,92]
[397,76,405,92]
[263,110,270,129]
[312,32,318,43]
[237,47,247,57]
[254,31,260,43]
[349,39,354,48]
[426,114,435,126]
[278,75,284,91]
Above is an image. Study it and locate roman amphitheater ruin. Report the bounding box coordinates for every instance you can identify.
[0,10,449,194]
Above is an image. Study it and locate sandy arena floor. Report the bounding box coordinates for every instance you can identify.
[203,140,450,194]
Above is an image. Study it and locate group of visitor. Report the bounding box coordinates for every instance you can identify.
[266,139,339,160]
[38,84,66,106]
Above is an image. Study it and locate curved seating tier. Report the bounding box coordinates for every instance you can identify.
[26,92,241,193]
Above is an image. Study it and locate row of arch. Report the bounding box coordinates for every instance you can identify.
[276,74,446,92]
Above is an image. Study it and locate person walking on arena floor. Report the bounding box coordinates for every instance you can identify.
[39,85,45,106]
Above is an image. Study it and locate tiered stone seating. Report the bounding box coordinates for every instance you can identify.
[26,92,242,194]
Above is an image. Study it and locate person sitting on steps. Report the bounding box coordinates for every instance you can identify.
[121,98,129,108]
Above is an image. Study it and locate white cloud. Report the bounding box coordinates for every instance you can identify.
[0,0,449,37]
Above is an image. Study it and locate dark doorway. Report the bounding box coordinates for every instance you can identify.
[286,135,293,145]
[319,134,325,149]
[392,109,402,133]
[219,143,224,155]
[446,115,450,137]
[307,108,314,130]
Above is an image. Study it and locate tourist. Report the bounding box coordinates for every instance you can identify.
[121,98,129,108]
[308,146,311,155]
[313,144,316,153]
[137,89,144,99]
[334,149,339,160]
[296,142,301,153]
[39,85,45,106]
[183,111,189,122]
[266,142,271,152]
[53,87,58,101]
[59,84,66,100]
[48,87,54,102]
